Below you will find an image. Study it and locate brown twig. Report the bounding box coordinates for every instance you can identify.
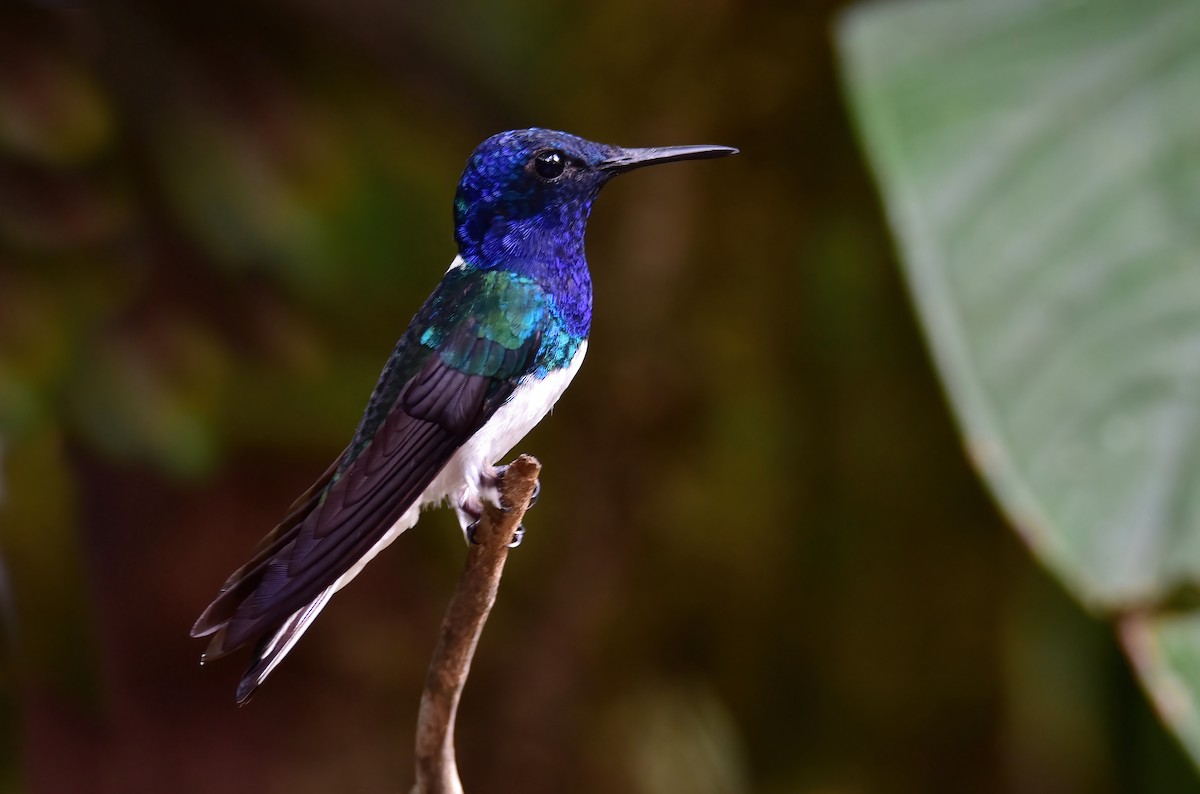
[412,455,542,794]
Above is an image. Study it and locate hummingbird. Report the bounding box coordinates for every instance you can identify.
[190,128,737,703]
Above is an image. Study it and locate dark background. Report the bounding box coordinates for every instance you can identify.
[0,1,1196,792]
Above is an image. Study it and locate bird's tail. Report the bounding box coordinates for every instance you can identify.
[233,585,337,705]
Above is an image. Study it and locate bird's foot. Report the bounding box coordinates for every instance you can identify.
[465,520,526,548]
[462,464,539,547]
[456,498,483,545]
[478,467,504,511]
[487,464,541,510]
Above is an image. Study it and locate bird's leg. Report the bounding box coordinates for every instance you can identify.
[457,491,526,548]
[455,496,483,544]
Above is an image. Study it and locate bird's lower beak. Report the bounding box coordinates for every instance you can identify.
[598,144,739,173]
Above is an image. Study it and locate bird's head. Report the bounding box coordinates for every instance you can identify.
[453,128,736,268]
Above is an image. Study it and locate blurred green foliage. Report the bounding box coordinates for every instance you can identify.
[840,0,1200,774]
[0,1,1196,793]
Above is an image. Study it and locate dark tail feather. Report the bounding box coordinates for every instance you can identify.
[233,586,336,705]
[191,452,345,645]
[235,632,277,705]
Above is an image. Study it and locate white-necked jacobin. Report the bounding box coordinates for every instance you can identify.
[191,128,737,703]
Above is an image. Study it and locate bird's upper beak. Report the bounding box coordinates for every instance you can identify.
[598,144,739,173]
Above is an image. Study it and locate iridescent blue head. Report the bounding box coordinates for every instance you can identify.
[454,128,737,273]
[453,128,736,338]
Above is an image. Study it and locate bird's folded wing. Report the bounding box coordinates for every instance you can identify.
[192,276,546,656]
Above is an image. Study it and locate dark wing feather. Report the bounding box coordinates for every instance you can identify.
[190,453,346,638]
[192,284,544,658]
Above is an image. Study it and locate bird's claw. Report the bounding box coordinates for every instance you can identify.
[467,464,539,544]
[490,464,541,511]
[465,520,526,548]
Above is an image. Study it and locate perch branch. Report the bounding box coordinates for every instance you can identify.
[412,454,542,794]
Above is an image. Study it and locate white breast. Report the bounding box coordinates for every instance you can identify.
[424,339,589,505]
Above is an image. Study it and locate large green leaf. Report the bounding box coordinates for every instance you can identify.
[839,0,1200,765]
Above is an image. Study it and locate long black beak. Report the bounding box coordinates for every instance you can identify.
[599,144,739,173]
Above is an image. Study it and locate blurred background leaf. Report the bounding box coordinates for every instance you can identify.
[840,0,1200,772]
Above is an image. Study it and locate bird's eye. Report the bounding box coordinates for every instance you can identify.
[532,150,566,180]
